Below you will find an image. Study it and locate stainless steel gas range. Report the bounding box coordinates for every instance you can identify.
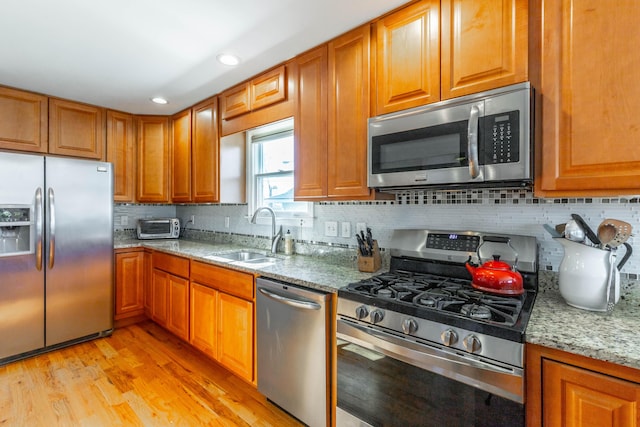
[336,229,538,427]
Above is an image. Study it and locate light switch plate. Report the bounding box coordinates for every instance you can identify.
[341,222,351,238]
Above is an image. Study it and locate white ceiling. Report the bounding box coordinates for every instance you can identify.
[0,0,409,114]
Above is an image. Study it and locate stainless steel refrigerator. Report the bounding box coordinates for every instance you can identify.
[0,151,113,362]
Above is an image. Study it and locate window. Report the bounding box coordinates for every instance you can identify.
[247,118,312,223]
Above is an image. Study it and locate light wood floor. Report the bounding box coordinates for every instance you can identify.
[0,321,303,426]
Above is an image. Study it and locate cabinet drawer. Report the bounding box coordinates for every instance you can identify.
[152,252,190,278]
[191,261,254,300]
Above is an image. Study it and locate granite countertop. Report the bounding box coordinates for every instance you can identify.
[116,238,640,371]
[115,238,376,293]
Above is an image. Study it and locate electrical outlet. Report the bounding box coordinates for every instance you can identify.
[325,221,338,237]
[341,222,351,238]
[121,215,128,226]
[190,215,195,225]
[224,216,230,228]
[356,222,367,235]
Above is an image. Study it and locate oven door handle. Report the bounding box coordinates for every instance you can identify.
[337,318,523,403]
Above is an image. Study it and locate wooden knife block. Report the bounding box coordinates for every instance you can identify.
[357,240,381,273]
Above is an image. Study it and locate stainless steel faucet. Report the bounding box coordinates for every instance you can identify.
[250,207,282,254]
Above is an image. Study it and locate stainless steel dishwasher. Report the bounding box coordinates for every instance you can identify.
[256,277,331,427]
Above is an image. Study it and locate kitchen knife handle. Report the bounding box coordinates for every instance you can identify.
[35,187,43,271]
[467,105,480,179]
[47,188,55,270]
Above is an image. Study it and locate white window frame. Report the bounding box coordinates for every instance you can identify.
[246,118,313,227]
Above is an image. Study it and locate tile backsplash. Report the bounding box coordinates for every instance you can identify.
[115,188,640,277]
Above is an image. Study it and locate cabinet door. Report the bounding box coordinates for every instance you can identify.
[440,0,528,100]
[220,83,250,120]
[49,98,106,160]
[190,282,217,359]
[143,250,152,316]
[218,292,253,382]
[374,0,440,115]
[543,359,640,426]
[327,25,372,198]
[0,86,48,153]
[167,274,189,341]
[107,110,136,202]
[250,65,286,111]
[151,269,169,327]
[294,45,328,199]
[137,116,170,203]
[535,1,640,196]
[114,250,145,320]
[191,97,219,203]
[171,109,192,203]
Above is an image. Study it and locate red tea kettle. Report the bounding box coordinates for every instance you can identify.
[465,236,524,295]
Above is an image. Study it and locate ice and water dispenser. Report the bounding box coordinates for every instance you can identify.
[0,206,32,256]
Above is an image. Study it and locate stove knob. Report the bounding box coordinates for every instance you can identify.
[355,305,369,320]
[463,335,482,353]
[401,318,418,335]
[370,309,385,324]
[441,329,458,346]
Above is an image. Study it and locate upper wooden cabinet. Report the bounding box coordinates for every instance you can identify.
[220,65,287,120]
[191,97,219,203]
[0,86,48,153]
[440,0,528,100]
[137,116,170,203]
[106,110,136,202]
[527,343,640,427]
[373,0,441,115]
[373,0,527,115]
[49,98,106,160]
[327,25,374,199]
[170,109,192,203]
[294,46,329,199]
[533,0,640,197]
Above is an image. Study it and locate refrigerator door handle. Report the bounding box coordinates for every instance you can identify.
[47,188,55,269]
[35,187,43,271]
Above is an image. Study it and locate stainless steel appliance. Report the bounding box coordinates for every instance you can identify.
[257,277,331,427]
[136,218,180,239]
[336,229,538,427]
[368,82,533,190]
[0,152,113,363]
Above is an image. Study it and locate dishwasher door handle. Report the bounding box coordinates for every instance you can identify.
[258,287,322,310]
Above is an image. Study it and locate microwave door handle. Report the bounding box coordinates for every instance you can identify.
[467,105,480,179]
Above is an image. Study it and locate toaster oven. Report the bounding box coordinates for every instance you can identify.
[137,218,180,240]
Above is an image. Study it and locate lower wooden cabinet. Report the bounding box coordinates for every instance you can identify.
[150,252,190,341]
[526,343,640,426]
[114,248,145,321]
[190,261,255,383]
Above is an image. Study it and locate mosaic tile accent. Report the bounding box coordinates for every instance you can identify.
[115,187,640,275]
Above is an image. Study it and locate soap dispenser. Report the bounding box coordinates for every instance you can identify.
[284,229,294,255]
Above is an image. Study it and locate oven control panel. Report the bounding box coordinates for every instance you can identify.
[425,233,480,252]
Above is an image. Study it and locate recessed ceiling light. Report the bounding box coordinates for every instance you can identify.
[151,97,168,105]
[217,54,240,66]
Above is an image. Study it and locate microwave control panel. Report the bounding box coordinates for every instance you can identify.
[482,110,520,164]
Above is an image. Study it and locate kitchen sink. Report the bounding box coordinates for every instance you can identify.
[215,251,268,262]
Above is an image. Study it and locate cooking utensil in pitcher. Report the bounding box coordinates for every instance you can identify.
[564,219,585,242]
[597,219,632,248]
[571,214,601,246]
[606,248,618,313]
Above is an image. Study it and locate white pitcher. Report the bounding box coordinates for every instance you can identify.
[555,238,622,312]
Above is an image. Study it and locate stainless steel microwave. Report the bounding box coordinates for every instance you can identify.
[368,82,533,190]
[137,218,180,240]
